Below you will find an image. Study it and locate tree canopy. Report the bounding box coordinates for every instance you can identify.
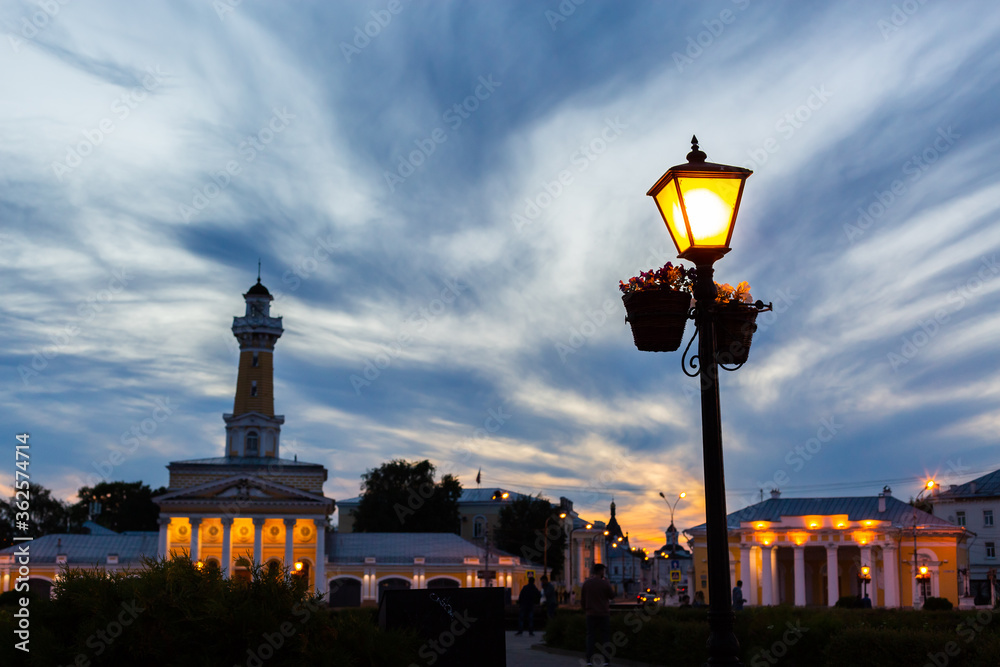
[494,494,567,577]
[72,480,166,533]
[351,459,462,533]
[0,480,166,548]
[0,483,73,548]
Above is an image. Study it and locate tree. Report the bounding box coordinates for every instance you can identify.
[351,459,462,533]
[0,483,74,548]
[494,494,567,578]
[71,481,167,533]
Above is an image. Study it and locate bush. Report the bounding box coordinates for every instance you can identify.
[923,596,954,611]
[0,556,420,666]
[543,605,1000,666]
[834,595,862,609]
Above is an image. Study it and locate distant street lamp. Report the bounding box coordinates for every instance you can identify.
[645,137,756,667]
[858,566,871,598]
[659,491,687,554]
[912,480,936,607]
[543,511,568,577]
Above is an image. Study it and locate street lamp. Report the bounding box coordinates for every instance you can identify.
[543,511,568,577]
[646,137,754,667]
[858,565,871,598]
[911,479,936,607]
[659,491,687,554]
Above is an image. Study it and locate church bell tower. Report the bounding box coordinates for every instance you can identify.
[222,275,285,458]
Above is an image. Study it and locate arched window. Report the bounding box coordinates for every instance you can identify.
[250,380,258,397]
[246,432,259,454]
[473,515,486,539]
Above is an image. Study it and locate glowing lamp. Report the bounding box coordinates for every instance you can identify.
[926,480,936,490]
[647,136,752,264]
[809,523,819,529]
[919,566,929,576]
[861,566,870,577]
[585,523,593,530]
[196,560,204,570]
[294,561,304,572]
[756,523,765,529]
[837,522,846,528]
[559,512,567,519]
[680,492,687,498]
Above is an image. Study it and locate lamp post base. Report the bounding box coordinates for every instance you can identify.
[706,610,743,666]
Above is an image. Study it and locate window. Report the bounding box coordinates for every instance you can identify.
[985,510,994,527]
[246,432,259,454]
[252,352,259,367]
[250,381,257,397]
[987,542,996,559]
[473,516,485,539]
[918,577,931,600]
[956,511,966,527]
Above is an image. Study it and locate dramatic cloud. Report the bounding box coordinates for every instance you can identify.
[2,0,999,548]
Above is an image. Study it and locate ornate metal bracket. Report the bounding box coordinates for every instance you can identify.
[682,300,774,376]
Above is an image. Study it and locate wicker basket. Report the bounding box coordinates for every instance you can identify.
[622,290,692,352]
[714,305,758,365]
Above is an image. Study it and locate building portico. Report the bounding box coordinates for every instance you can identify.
[688,489,971,608]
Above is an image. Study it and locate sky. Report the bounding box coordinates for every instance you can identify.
[3,0,1000,551]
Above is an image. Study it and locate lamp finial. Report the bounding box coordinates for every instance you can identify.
[687,135,707,163]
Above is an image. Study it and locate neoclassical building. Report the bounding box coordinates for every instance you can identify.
[1,279,539,604]
[687,488,972,608]
[152,277,334,594]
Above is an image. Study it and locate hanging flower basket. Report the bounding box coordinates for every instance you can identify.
[714,304,758,365]
[622,289,691,352]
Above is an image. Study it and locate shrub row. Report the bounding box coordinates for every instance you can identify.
[544,605,1000,666]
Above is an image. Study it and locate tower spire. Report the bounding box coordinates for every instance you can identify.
[257,258,261,282]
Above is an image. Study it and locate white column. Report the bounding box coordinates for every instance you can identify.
[313,518,326,597]
[157,517,170,558]
[221,517,233,579]
[252,518,265,566]
[739,545,751,586]
[189,518,202,562]
[883,545,899,608]
[2,568,10,592]
[760,545,773,606]
[284,518,296,570]
[748,547,758,605]
[793,546,806,607]
[771,547,779,603]
[826,544,839,607]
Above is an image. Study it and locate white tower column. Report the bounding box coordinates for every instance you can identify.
[157,517,171,558]
[771,547,779,603]
[284,518,296,569]
[793,546,806,607]
[252,517,266,566]
[314,518,327,597]
[189,518,202,562]
[221,517,234,579]
[760,545,773,606]
[883,544,899,608]
[739,544,751,593]
[826,544,839,606]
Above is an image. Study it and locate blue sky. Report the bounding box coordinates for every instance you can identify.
[3,0,1000,549]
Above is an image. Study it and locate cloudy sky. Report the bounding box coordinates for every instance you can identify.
[3,0,1000,550]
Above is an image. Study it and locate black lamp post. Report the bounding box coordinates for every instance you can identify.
[646,137,754,666]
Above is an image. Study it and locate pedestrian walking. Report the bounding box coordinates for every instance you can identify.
[541,575,558,619]
[516,576,541,636]
[581,563,615,666]
[732,579,745,611]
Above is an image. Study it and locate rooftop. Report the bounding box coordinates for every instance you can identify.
[326,532,518,565]
[688,495,957,532]
[935,469,1000,499]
